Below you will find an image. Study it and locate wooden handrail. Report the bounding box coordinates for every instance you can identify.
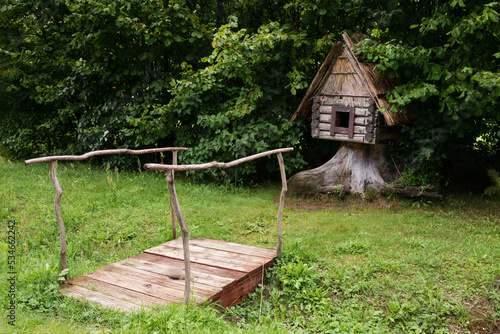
[25,147,188,165]
[144,147,294,305]
[143,147,294,171]
[26,146,293,307]
[25,147,186,276]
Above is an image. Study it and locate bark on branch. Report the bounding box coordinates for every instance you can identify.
[143,148,294,171]
[147,148,294,303]
[166,170,191,305]
[49,161,67,276]
[26,147,187,280]
[276,153,287,258]
[170,151,178,239]
[25,147,188,165]
[379,185,443,198]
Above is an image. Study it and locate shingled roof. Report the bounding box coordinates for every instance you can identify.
[291,32,411,127]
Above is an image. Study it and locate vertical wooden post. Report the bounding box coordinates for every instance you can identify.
[276,153,287,258]
[49,161,67,276]
[166,169,191,305]
[170,151,178,239]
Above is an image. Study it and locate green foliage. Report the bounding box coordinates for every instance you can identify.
[228,243,335,330]
[385,288,458,333]
[273,244,331,313]
[1,0,499,187]
[2,161,500,332]
[364,187,378,202]
[397,166,436,188]
[336,240,371,255]
[0,0,338,180]
[0,0,213,163]
[162,19,312,181]
[485,169,500,197]
[359,1,500,188]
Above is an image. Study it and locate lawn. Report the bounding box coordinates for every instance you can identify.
[1,157,499,333]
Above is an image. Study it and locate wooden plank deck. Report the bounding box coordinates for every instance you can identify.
[60,238,276,311]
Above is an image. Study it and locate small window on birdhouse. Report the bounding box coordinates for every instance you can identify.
[330,106,354,138]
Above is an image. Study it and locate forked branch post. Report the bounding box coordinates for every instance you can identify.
[49,161,67,276]
[170,151,178,239]
[276,152,287,258]
[166,169,191,305]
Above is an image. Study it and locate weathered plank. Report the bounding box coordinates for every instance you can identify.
[318,114,373,126]
[315,96,373,108]
[107,262,220,297]
[354,108,370,116]
[82,264,194,301]
[315,132,367,143]
[134,253,243,280]
[355,117,372,125]
[318,123,368,134]
[119,257,233,289]
[319,106,371,117]
[68,275,166,307]
[210,265,267,307]
[318,114,331,123]
[60,283,141,311]
[144,244,259,273]
[164,242,269,266]
[61,238,276,311]
[189,239,276,259]
[355,126,367,134]
[167,238,275,260]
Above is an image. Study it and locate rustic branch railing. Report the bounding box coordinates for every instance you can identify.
[24,147,187,165]
[143,147,294,304]
[25,146,292,306]
[143,148,293,172]
[25,147,188,276]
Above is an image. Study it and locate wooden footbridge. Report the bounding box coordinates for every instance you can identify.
[59,238,276,310]
[25,147,292,311]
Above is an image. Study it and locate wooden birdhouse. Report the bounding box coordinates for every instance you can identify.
[291,33,411,144]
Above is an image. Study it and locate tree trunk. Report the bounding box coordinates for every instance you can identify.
[287,143,390,196]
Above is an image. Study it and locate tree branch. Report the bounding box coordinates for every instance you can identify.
[49,161,67,277]
[144,148,294,171]
[25,147,188,165]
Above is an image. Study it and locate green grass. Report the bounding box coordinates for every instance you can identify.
[1,157,499,333]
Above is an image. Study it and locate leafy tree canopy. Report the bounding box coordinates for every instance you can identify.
[359,0,499,188]
[0,0,498,188]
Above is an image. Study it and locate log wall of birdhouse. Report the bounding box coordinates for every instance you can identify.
[309,49,382,144]
[311,94,380,144]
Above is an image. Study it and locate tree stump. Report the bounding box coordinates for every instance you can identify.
[287,143,390,196]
